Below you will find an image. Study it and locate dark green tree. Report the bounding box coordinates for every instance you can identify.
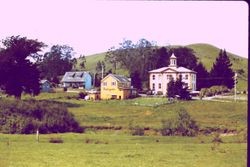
[71,58,77,71]
[0,36,45,99]
[130,70,142,90]
[94,61,106,87]
[209,49,234,89]
[79,54,86,70]
[173,47,197,70]
[167,78,191,100]
[167,79,176,98]
[39,45,75,83]
[154,46,171,69]
[194,62,209,90]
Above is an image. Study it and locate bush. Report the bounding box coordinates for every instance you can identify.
[212,133,223,143]
[49,137,64,143]
[63,87,67,92]
[199,85,229,98]
[131,126,145,136]
[0,99,84,134]
[146,90,153,95]
[161,108,199,136]
[156,91,163,95]
[78,92,87,99]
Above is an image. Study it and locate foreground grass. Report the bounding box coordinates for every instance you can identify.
[0,133,247,167]
[1,94,247,167]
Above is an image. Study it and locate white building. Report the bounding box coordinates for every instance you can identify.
[149,53,196,95]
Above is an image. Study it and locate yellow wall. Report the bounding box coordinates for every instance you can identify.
[101,76,130,100]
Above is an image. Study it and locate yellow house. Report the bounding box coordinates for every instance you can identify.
[101,74,131,100]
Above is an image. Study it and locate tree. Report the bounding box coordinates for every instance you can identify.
[173,47,197,70]
[0,36,45,99]
[153,46,171,69]
[209,49,234,89]
[130,70,142,90]
[167,78,191,100]
[105,46,119,74]
[71,58,77,71]
[194,62,209,90]
[94,61,105,87]
[167,79,176,98]
[39,45,75,83]
[79,54,86,70]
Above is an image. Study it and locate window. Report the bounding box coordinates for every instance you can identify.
[152,83,155,90]
[158,83,161,89]
[152,75,155,80]
[103,82,107,86]
[167,75,173,80]
[179,75,182,80]
[111,82,116,86]
[185,74,188,80]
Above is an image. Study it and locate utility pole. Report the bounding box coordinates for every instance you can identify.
[234,72,237,102]
[101,64,104,79]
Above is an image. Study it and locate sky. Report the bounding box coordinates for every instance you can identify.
[0,0,248,58]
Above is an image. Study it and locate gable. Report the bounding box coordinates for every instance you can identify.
[102,74,130,83]
[162,68,178,73]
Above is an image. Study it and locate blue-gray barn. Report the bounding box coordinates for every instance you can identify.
[61,71,92,90]
[40,79,52,92]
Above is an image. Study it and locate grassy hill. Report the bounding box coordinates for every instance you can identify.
[79,43,247,91]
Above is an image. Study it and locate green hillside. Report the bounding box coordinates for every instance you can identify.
[79,43,247,91]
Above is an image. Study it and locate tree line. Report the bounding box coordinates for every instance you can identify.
[0,36,86,99]
[0,36,235,99]
[105,38,235,98]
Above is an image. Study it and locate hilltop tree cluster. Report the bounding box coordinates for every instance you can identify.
[105,38,235,94]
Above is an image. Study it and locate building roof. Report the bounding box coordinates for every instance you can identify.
[102,74,131,83]
[61,71,90,83]
[40,79,50,84]
[149,66,196,73]
[170,53,176,58]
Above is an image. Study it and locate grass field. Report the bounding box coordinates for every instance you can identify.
[0,133,247,167]
[0,93,248,167]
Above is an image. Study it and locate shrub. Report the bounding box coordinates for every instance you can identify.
[78,92,87,99]
[161,108,199,136]
[146,90,153,95]
[131,126,145,136]
[212,133,223,143]
[0,99,84,134]
[156,91,163,95]
[203,85,229,97]
[63,87,67,92]
[49,137,64,143]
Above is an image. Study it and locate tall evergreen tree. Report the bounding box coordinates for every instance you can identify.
[130,70,142,90]
[209,49,234,89]
[194,62,209,90]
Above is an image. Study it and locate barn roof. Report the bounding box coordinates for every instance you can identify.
[61,71,90,83]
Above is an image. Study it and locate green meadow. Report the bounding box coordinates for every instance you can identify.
[0,92,247,167]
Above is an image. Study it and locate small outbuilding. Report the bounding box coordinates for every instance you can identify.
[88,90,101,100]
[40,80,52,92]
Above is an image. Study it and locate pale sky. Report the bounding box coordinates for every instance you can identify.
[0,0,248,58]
